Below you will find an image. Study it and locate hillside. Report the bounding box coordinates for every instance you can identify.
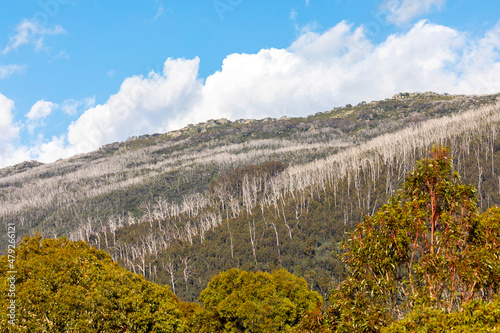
[2,92,500,301]
[2,143,499,332]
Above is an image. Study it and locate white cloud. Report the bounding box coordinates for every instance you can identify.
[51,50,69,61]
[154,4,165,21]
[64,57,203,155]
[0,96,93,167]
[0,145,30,169]
[0,64,26,79]
[0,94,29,167]
[61,97,95,116]
[26,100,57,120]
[381,0,446,25]
[33,135,74,163]
[25,99,58,134]
[4,19,500,166]
[0,94,18,143]
[150,1,172,23]
[453,22,500,94]
[3,19,66,54]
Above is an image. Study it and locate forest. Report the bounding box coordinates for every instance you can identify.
[1,146,499,332]
[1,92,500,331]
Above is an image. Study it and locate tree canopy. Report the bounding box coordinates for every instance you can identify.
[382,295,500,332]
[193,268,323,332]
[0,235,189,332]
[327,146,500,332]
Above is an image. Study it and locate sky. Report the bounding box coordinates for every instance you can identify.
[0,0,500,167]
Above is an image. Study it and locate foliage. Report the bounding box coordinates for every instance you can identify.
[192,268,323,332]
[0,235,188,332]
[327,146,500,332]
[382,296,500,332]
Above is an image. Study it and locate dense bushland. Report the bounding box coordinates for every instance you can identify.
[72,97,500,302]
[2,146,500,332]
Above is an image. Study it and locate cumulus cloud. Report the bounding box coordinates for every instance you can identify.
[194,20,460,122]
[0,94,18,143]
[2,19,65,54]
[64,57,203,154]
[25,99,58,134]
[3,19,500,166]
[32,135,74,163]
[0,94,29,167]
[454,22,500,94]
[26,100,57,120]
[381,0,446,25]
[0,64,26,79]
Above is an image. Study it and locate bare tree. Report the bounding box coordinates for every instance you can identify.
[163,258,177,294]
[181,256,193,292]
[248,219,257,264]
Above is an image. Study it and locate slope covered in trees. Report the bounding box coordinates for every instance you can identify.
[3,92,500,313]
[2,147,500,332]
[0,93,497,250]
[62,95,500,302]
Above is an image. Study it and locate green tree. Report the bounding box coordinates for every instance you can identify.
[193,268,323,332]
[327,146,500,332]
[382,295,500,332]
[0,235,189,332]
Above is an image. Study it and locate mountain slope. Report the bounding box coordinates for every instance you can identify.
[1,92,496,235]
[2,92,500,301]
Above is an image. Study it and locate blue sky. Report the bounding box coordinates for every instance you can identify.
[0,0,499,167]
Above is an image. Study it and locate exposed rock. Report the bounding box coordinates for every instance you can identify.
[261,117,276,123]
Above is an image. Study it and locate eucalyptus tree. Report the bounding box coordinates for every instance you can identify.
[328,146,500,332]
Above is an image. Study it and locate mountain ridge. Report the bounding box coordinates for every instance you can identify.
[1,91,494,176]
